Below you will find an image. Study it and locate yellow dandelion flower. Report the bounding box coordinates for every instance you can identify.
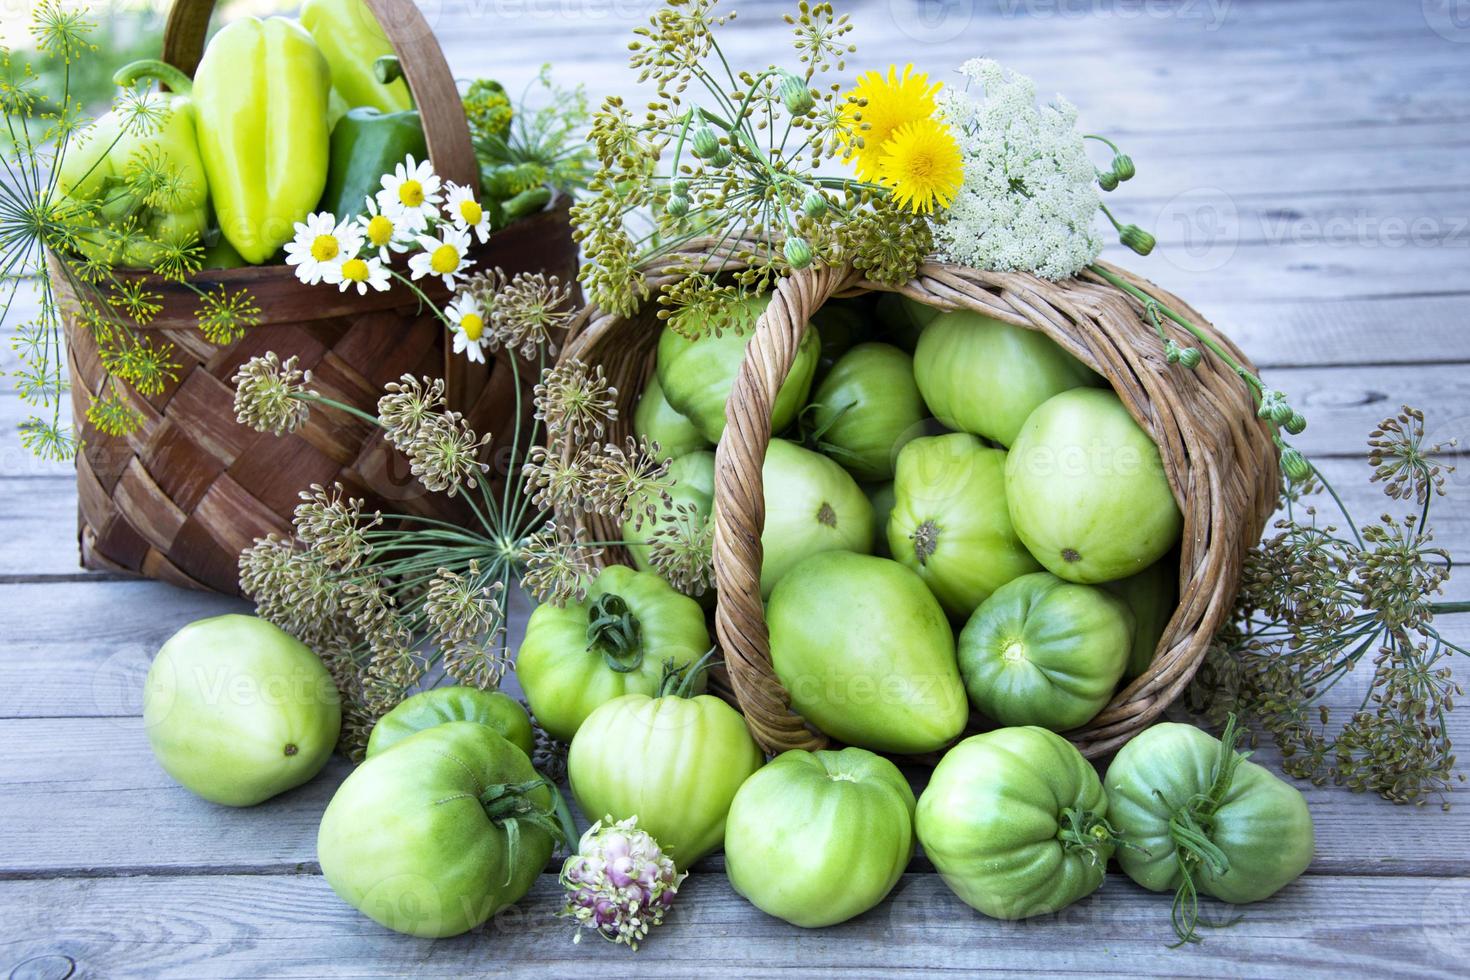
[876,118,965,215]
[842,64,942,182]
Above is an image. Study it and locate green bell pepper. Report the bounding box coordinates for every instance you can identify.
[300,0,413,114]
[192,17,332,264]
[318,106,427,219]
[56,61,210,269]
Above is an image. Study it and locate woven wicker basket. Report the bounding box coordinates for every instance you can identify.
[56,0,579,594]
[560,241,1279,758]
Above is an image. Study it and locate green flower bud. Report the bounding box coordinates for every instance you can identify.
[1257,389,1288,421]
[1284,411,1308,435]
[777,70,815,115]
[784,235,813,270]
[1177,346,1203,369]
[1163,339,1182,363]
[1270,400,1294,425]
[1280,447,1312,484]
[1098,170,1120,192]
[671,179,689,196]
[691,125,720,160]
[1120,224,1155,255]
[802,189,828,218]
[708,145,732,168]
[666,194,690,218]
[1112,154,1136,181]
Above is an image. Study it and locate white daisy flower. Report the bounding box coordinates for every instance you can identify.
[375,154,443,232]
[356,196,413,262]
[408,226,475,290]
[324,253,392,295]
[446,296,489,363]
[443,181,491,244]
[283,212,364,286]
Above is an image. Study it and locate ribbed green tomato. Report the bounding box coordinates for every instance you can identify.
[634,373,710,462]
[875,292,939,351]
[1104,721,1314,942]
[756,438,874,597]
[656,294,820,441]
[366,687,534,760]
[724,747,915,927]
[516,565,709,742]
[568,691,763,869]
[957,572,1132,731]
[916,727,1114,919]
[865,480,895,558]
[1005,388,1183,583]
[318,722,559,937]
[767,551,967,754]
[622,450,715,572]
[1102,557,1179,678]
[887,433,1041,620]
[914,310,1097,446]
[143,614,340,807]
[809,342,927,481]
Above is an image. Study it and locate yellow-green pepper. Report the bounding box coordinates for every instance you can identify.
[192,17,332,264]
[300,0,413,114]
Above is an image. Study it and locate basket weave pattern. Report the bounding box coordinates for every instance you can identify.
[560,240,1279,758]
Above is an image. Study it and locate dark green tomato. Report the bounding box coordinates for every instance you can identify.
[656,294,820,441]
[1102,556,1179,679]
[725,747,915,928]
[808,342,927,481]
[913,310,1098,447]
[516,565,709,742]
[811,301,874,378]
[366,687,534,760]
[767,552,967,754]
[957,572,1132,731]
[634,373,710,463]
[317,722,558,937]
[757,439,875,597]
[864,481,895,558]
[874,292,939,351]
[916,727,1114,919]
[623,450,715,573]
[887,433,1040,620]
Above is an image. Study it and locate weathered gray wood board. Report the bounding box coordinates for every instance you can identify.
[3,0,1469,975]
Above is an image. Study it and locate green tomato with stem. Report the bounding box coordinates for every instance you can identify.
[516,565,709,742]
[634,373,710,462]
[622,450,715,573]
[755,438,874,598]
[957,572,1132,731]
[366,687,535,760]
[724,747,915,927]
[808,342,927,481]
[887,433,1041,620]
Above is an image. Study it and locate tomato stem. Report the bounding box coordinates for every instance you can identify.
[585,594,644,673]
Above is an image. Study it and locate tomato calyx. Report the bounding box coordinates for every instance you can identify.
[657,647,720,699]
[479,776,578,883]
[910,519,940,566]
[586,594,644,673]
[1056,806,1132,868]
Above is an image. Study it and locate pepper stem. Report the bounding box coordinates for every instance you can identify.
[586,593,644,673]
[113,59,193,95]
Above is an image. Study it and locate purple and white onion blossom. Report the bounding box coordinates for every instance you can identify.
[559,815,685,949]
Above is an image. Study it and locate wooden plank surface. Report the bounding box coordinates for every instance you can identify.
[3,0,1469,975]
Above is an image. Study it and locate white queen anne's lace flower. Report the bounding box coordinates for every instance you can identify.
[932,59,1103,281]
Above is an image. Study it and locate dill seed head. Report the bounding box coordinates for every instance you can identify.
[232,353,315,436]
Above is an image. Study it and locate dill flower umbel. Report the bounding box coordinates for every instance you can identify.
[842,63,942,182]
[877,117,964,214]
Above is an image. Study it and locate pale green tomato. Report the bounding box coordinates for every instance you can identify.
[143,614,340,807]
[1102,557,1179,678]
[875,292,939,351]
[917,727,1113,919]
[887,433,1041,620]
[318,722,557,937]
[517,565,709,742]
[767,551,968,754]
[809,342,927,481]
[622,450,715,572]
[634,373,710,462]
[757,438,875,597]
[957,572,1132,731]
[656,293,820,441]
[366,687,534,759]
[725,747,915,928]
[1005,388,1183,583]
[569,692,763,869]
[913,310,1098,446]
[865,480,896,558]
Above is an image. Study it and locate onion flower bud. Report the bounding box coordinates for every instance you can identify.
[559,815,686,950]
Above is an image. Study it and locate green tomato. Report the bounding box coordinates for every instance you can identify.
[756,438,874,597]
[767,551,967,754]
[1005,388,1183,583]
[811,300,875,378]
[318,721,559,937]
[864,480,895,558]
[809,342,927,481]
[634,373,710,462]
[568,692,763,869]
[517,565,710,742]
[916,727,1113,919]
[143,614,340,807]
[957,572,1132,731]
[1104,722,1314,939]
[887,433,1042,620]
[366,687,534,760]
[656,293,821,441]
[913,310,1097,446]
[874,292,938,351]
[725,747,915,928]
[1102,557,1179,678]
[623,450,715,572]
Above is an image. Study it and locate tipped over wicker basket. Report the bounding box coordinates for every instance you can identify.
[560,242,1279,758]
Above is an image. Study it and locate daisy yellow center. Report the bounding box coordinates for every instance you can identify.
[460,312,484,341]
[341,258,370,283]
[366,215,394,246]
[430,244,461,274]
[398,179,425,208]
[458,199,484,226]
[310,234,339,262]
